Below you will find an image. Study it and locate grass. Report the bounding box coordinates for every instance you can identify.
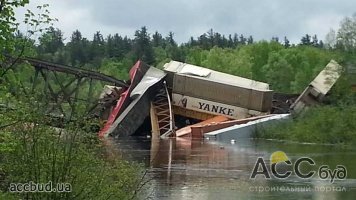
[256,105,356,145]
[0,101,145,200]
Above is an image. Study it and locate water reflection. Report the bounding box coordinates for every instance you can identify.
[108,137,356,200]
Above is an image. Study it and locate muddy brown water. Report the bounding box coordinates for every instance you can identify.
[109,137,356,200]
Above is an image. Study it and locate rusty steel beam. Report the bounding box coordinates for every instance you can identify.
[22,57,128,88]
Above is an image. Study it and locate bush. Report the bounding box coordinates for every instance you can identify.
[256,105,356,145]
[0,103,144,200]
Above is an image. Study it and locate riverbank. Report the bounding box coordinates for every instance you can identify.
[0,103,143,199]
[256,105,356,145]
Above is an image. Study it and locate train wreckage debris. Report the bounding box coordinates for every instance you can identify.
[97,60,344,139]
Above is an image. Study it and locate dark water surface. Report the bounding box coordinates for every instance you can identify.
[109,137,356,200]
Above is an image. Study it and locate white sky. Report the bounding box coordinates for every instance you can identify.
[15,0,355,44]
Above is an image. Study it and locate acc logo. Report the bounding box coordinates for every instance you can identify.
[250,151,347,183]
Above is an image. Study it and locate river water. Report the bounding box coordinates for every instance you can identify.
[109,136,356,200]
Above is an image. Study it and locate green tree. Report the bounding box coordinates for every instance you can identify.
[0,0,29,61]
[247,41,284,81]
[37,27,64,54]
[185,47,208,66]
[262,52,294,92]
[247,36,254,44]
[239,34,247,45]
[312,34,319,47]
[284,36,290,48]
[1,2,56,76]
[300,34,312,45]
[233,33,239,46]
[67,30,86,65]
[198,33,210,50]
[227,34,234,47]
[166,31,177,46]
[152,31,164,47]
[105,34,115,57]
[133,26,155,64]
[337,13,356,52]
[89,31,105,66]
[113,33,126,58]
[271,36,279,43]
[213,32,224,47]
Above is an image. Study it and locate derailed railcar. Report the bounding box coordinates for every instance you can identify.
[99,60,274,138]
[163,61,273,120]
[290,60,343,114]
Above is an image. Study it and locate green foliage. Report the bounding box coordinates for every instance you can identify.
[183,42,341,93]
[2,3,356,153]
[0,0,29,61]
[1,5,145,199]
[99,58,133,80]
[37,27,64,54]
[27,19,352,96]
[0,102,143,200]
[18,12,353,94]
[256,105,356,145]
[133,26,155,64]
[326,70,356,106]
[262,52,294,92]
[1,2,57,81]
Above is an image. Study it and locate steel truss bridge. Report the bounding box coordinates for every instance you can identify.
[1,57,128,121]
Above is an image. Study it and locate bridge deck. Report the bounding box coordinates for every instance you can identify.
[22,57,128,87]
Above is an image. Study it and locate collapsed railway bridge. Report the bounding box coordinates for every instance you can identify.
[1,57,127,121]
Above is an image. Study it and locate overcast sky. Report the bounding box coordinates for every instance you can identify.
[16,0,355,44]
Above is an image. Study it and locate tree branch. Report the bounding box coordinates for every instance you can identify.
[0,121,20,129]
[0,41,26,77]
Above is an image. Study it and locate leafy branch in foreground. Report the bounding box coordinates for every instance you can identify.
[1,2,56,77]
[0,100,145,200]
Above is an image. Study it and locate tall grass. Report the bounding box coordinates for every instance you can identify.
[0,102,144,200]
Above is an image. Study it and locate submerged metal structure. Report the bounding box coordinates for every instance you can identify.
[99,60,274,138]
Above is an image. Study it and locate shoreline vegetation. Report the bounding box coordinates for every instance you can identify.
[0,101,144,200]
[1,2,355,199]
[256,71,356,145]
[256,105,356,145]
